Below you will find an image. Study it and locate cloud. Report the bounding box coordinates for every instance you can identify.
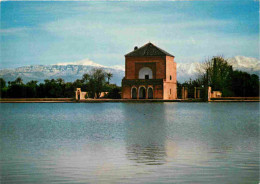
[40,14,258,64]
[1,1,258,69]
[40,16,233,51]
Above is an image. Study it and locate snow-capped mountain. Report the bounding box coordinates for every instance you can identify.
[0,56,259,85]
[177,62,202,82]
[176,56,260,82]
[0,63,125,86]
[227,56,260,73]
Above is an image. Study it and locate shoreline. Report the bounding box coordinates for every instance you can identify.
[0,98,259,103]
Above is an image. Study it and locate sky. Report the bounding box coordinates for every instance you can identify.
[0,0,259,69]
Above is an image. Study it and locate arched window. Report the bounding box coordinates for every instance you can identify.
[139,67,153,79]
[170,75,172,80]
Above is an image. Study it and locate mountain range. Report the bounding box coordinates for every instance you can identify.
[0,56,259,86]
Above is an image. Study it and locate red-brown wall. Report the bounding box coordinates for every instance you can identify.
[163,56,177,99]
[125,56,166,79]
[122,86,131,99]
[123,55,177,99]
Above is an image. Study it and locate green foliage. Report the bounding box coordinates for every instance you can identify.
[181,56,259,97]
[86,68,107,98]
[0,68,120,99]
[15,77,23,85]
[231,71,259,97]
[200,56,233,96]
[103,84,121,99]
[107,87,121,99]
[0,78,6,89]
[106,72,113,84]
[26,80,38,98]
[0,78,6,97]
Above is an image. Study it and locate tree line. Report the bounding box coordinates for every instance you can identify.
[0,68,121,99]
[179,56,259,97]
[0,57,259,99]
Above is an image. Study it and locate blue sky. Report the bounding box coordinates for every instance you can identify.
[0,1,259,69]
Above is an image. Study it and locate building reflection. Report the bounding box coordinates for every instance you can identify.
[122,103,168,165]
[126,143,166,165]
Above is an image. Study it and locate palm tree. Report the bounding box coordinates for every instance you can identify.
[15,77,23,85]
[106,72,113,84]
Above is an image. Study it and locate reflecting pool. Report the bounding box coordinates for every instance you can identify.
[0,103,259,184]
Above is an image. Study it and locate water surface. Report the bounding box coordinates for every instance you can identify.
[0,103,259,184]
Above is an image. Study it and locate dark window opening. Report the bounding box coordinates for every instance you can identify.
[170,75,172,80]
[132,88,137,99]
[139,87,146,99]
[145,75,149,79]
[170,89,171,94]
[148,88,153,99]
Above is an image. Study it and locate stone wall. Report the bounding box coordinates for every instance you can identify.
[75,88,87,100]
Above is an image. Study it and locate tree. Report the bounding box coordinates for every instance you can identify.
[0,70,119,99]
[0,78,6,89]
[26,80,38,97]
[106,72,113,84]
[73,79,84,91]
[56,78,65,85]
[199,56,233,96]
[195,56,259,97]
[15,77,23,85]
[250,74,260,96]
[0,78,7,98]
[82,73,90,83]
[86,68,107,98]
[231,71,259,97]
[106,86,121,99]
[64,82,75,98]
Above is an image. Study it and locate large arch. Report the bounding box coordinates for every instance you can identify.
[148,87,153,99]
[131,87,137,99]
[139,67,153,79]
[139,86,146,99]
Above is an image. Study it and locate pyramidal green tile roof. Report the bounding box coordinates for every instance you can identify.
[125,42,174,57]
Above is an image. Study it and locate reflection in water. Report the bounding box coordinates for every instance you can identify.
[123,104,167,165]
[126,144,166,165]
[0,103,259,184]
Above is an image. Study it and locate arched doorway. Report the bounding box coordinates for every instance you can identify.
[132,88,137,99]
[148,88,153,99]
[139,87,146,99]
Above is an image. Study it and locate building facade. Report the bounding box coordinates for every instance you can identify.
[122,43,177,99]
